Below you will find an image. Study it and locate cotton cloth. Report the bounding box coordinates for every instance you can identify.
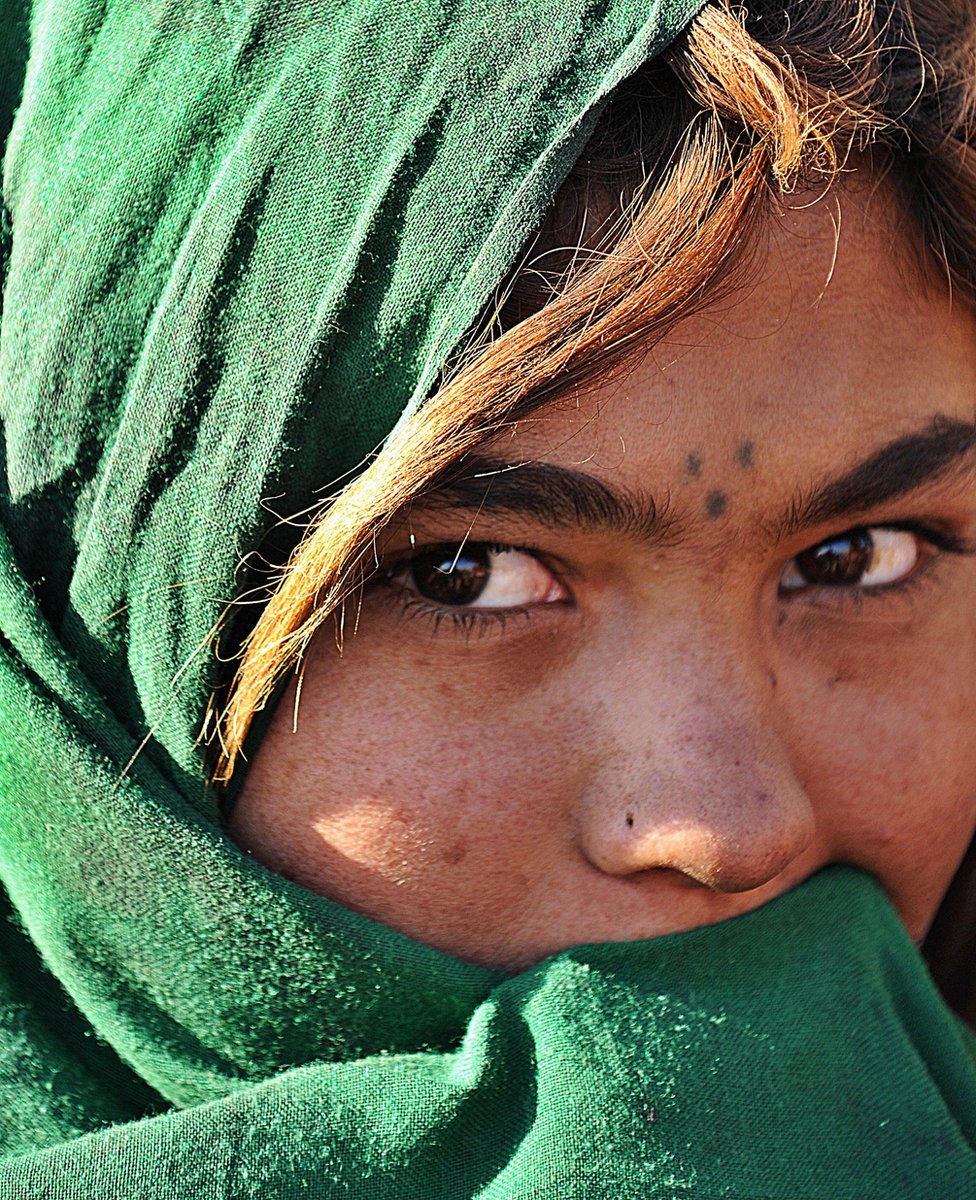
[1,0,975,1196]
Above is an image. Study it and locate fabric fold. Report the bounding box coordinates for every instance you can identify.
[2,1,976,1195]
[1,0,705,790]
[1,869,974,1196]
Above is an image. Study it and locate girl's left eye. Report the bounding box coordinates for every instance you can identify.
[390,543,568,609]
[779,526,921,593]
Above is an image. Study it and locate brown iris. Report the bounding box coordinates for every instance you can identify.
[793,529,874,586]
[409,546,492,605]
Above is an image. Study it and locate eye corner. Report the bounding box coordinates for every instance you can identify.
[778,524,918,595]
[774,517,968,611]
[381,540,573,631]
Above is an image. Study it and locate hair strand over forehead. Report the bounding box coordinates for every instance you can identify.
[204,0,976,792]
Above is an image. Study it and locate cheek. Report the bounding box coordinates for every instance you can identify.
[782,622,976,937]
[230,622,596,951]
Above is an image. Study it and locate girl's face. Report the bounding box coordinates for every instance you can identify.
[230,183,976,972]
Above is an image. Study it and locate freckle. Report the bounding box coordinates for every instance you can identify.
[625,812,634,827]
[706,490,727,518]
[736,440,754,469]
[686,452,702,478]
[443,841,468,865]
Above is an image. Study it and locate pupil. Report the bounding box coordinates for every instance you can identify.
[411,545,491,605]
[795,529,874,586]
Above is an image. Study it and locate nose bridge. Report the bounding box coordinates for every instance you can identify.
[579,614,815,893]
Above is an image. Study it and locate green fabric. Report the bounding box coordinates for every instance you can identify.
[0,868,974,1198]
[0,0,975,1196]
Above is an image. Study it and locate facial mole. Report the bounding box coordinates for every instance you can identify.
[736,440,754,469]
[625,813,634,827]
[706,490,728,519]
[686,452,702,478]
[768,670,777,689]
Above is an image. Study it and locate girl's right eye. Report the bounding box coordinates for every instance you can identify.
[389,543,567,610]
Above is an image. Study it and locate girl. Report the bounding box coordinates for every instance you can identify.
[0,0,974,1195]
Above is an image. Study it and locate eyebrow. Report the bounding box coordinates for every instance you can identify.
[413,416,975,544]
[781,415,976,537]
[417,456,672,544]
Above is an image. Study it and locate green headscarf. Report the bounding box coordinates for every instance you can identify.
[1,1,974,1195]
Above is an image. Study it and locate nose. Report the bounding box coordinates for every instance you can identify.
[577,649,816,894]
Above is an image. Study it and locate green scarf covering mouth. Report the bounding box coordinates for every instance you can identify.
[0,0,975,1195]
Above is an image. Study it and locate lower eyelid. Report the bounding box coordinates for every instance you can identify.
[780,550,945,613]
[383,542,571,612]
[387,589,550,639]
[778,523,960,599]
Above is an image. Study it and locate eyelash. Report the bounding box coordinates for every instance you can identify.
[380,541,561,639]
[378,521,971,636]
[789,520,969,612]
[797,518,969,614]
[395,595,536,638]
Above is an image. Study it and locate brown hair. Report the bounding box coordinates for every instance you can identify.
[205,0,976,1012]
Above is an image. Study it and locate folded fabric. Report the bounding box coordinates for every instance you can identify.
[1,0,702,798]
[0,859,973,1198]
[1,0,975,1196]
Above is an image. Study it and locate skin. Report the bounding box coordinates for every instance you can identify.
[229,179,976,973]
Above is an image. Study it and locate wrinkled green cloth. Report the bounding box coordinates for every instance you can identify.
[1,0,975,1196]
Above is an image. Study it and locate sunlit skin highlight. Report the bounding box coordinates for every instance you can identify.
[229,182,976,973]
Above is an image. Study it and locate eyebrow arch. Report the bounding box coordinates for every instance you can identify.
[411,415,975,546]
[781,415,976,538]
[416,456,672,544]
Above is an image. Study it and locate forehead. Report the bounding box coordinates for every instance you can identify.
[493,184,976,485]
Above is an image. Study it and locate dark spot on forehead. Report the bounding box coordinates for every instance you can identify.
[706,490,728,518]
[686,452,702,478]
[736,440,754,469]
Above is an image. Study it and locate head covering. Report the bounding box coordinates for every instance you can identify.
[1,0,975,1195]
